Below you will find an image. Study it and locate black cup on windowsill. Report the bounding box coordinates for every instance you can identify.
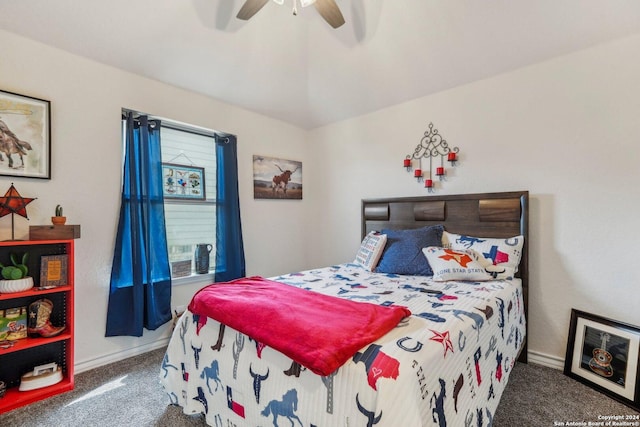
[195,244,212,274]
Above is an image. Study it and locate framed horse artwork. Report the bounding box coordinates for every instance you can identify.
[564,308,640,412]
[0,89,51,180]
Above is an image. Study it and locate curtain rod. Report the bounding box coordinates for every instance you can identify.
[121,113,159,128]
[121,108,234,141]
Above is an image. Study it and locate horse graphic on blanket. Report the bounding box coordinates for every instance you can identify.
[200,360,223,393]
[262,389,303,426]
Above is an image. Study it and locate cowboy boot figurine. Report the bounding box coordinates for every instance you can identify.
[27,299,66,338]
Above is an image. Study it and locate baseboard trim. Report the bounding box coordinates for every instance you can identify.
[74,337,170,374]
[527,350,565,370]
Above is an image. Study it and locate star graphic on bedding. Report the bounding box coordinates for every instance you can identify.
[429,329,454,358]
[438,249,473,267]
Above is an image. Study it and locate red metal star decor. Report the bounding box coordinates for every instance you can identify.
[0,183,36,240]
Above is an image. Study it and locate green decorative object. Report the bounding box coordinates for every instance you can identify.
[0,251,33,293]
[0,252,29,280]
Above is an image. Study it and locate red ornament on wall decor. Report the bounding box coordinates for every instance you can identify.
[402,122,460,192]
[425,179,434,193]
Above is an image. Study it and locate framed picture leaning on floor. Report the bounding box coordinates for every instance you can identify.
[564,308,640,411]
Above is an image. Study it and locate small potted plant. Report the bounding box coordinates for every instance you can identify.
[51,205,66,226]
[0,252,34,293]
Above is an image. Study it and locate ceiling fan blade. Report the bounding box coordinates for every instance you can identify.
[314,0,345,28]
[237,0,270,20]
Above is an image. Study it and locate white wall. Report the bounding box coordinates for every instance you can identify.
[308,34,640,365]
[0,29,311,371]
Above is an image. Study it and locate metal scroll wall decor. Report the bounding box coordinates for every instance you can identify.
[403,123,460,192]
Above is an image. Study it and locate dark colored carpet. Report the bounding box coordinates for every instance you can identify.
[0,347,637,426]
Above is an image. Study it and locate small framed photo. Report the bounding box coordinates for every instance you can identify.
[0,89,51,179]
[170,259,192,278]
[40,254,68,287]
[33,362,57,376]
[162,163,206,200]
[564,308,640,411]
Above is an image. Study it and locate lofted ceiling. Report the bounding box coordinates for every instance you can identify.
[1,0,640,129]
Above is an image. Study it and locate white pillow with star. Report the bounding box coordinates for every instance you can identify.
[422,246,493,281]
[441,231,524,280]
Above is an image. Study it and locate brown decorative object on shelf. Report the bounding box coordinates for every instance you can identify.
[51,204,66,225]
[29,225,81,240]
[27,299,65,338]
[39,255,68,288]
[51,217,66,225]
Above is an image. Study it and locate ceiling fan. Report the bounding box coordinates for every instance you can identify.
[237,0,345,28]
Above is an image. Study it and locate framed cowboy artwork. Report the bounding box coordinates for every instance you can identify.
[0,89,51,179]
[564,309,640,411]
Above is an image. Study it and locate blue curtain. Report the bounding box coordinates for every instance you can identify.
[214,134,246,282]
[106,113,172,337]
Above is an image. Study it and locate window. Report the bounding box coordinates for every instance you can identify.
[160,125,217,278]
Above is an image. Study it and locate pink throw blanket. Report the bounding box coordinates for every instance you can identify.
[188,276,411,376]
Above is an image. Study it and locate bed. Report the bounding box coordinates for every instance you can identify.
[160,190,529,426]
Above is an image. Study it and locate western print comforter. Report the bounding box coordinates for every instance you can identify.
[160,263,525,427]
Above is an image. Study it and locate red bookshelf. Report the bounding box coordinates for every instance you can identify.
[0,239,74,413]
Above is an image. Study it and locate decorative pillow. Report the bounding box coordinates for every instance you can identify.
[442,231,524,280]
[354,231,388,271]
[375,225,444,276]
[422,246,494,281]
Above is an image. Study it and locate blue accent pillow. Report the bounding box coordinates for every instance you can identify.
[375,225,444,276]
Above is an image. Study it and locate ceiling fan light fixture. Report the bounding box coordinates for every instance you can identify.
[238,0,344,28]
[272,0,316,6]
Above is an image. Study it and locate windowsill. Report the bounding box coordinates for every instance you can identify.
[171,272,215,287]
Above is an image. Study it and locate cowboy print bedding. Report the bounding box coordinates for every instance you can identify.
[160,263,525,426]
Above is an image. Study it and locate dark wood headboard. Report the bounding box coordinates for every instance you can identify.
[361,190,529,362]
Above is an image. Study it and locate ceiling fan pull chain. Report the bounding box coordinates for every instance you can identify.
[292,0,298,16]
